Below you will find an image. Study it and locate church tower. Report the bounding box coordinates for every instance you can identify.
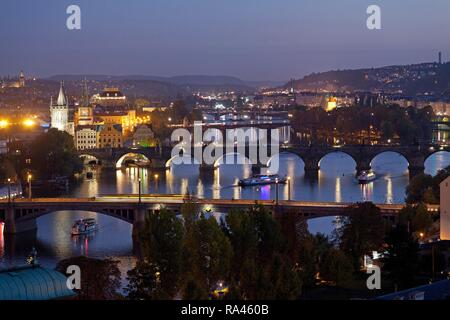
[50,81,69,132]
[77,78,94,126]
[19,70,25,87]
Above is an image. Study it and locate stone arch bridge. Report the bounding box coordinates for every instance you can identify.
[78,144,450,178]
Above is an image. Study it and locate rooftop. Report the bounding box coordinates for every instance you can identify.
[0,264,76,300]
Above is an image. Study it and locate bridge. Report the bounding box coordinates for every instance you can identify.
[0,196,439,235]
[78,143,450,178]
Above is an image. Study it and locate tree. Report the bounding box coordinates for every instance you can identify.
[56,256,121,300]
[380,120,395,141]
[406,173,435,204]
[382,225,419,290]
[182,213,233,292]
[126,261,165,300]
[29,128,82,179]
[398,204,433,235]
[406,166,450,204]
[134,98,150,110]
[338,202,386,270]
[319,248,354,286]
[224,206,302,299]
[130,208,184,299]
[182,276,209,300]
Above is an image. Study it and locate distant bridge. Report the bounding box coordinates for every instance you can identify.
[78,143,450,178]
[0,196,439,235]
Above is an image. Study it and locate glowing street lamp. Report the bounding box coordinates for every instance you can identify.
[23,119,35,127]
[0,120,9,128]
[7,178,11,203]
[27,173,32,199]
[137,167,142,204]
[275,178,279,206]
[154,174,159,193]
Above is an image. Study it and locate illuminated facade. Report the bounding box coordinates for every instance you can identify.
[50,81,70,133]
[95,109,136,134]
[92,87,127,107]
[132,124,156,147]
[1,70,26,88]
[325,97,337,111]
[75,125,99,150]
[97,123,123,149]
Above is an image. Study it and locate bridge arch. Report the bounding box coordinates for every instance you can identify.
[116,153,151,169]
[424,150,450,175]
[266,151,305,168]
[213,152,253,168]
[165,154,200,168]
[79,154,100,165]
[318,150,357,168]
[15,208,136,225]
[370,151,410,175]
[369,150,410,166]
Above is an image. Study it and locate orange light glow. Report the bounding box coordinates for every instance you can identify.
[23,119,35,127]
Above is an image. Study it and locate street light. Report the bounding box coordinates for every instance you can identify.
[27,174,32,199]
[7,178,11,203]
[23,119,35,127]
[275,178,279,206]
[287,177,291,201]
[137,167,142,204]
[0,120,8,128]
[154,174,159,193]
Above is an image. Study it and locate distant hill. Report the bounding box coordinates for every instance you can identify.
[288,62,450,96]
[46,74,256,93]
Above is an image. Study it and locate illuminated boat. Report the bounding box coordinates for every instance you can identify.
[71,218,98,235]
[238,174,286,187]
[357,170,376,184]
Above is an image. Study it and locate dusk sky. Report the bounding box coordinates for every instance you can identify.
[1,0,450,81]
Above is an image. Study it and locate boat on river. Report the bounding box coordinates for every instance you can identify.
[357,170,376,184]
[71,218,98,235]
[238,174,287,187]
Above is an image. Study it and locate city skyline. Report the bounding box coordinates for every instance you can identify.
[1,0,450,80]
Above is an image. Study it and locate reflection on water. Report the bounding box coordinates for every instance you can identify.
[1,152,449,274]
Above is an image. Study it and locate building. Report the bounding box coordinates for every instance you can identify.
[75,125,99,150]
[441,176,450,241]
[92,87,127,107]
[132,124,156,147]
[19,70,25,87]
[1,70,26,88]
[50,81,70,132]
[325,96,337,111]
[95,108,136,134]
[97,123,123,149]
[75,78,94,126]
[0,264,75,300]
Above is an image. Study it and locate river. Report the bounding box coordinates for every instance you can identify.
[1,151,449,284]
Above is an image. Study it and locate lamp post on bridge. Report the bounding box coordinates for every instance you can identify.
[287,176,291,201]
[275,178,279,206]
[27,173,32,199]
[137,166,142,204]
[7,178,11,203]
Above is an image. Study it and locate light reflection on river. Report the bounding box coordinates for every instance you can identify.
[1,151,449,281]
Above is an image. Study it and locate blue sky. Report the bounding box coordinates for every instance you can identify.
[1,0,449,80]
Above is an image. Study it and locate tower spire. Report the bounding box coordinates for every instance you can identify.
[57,80,67,106]
[81,77,89,106]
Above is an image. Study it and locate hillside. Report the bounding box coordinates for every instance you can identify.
[290,62,450,95]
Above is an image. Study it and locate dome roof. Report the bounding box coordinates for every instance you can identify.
[0,265,76,300]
